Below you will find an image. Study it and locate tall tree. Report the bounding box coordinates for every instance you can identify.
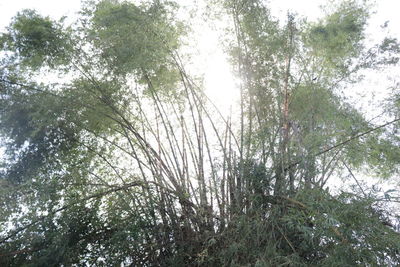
[0,0,399,266]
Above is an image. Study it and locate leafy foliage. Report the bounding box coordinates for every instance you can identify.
[1,9,72,69]
[0,0,399,266]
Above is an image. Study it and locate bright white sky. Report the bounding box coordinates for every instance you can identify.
[0,0,399,110]
[1,0,400,33]
[0,0,399,166]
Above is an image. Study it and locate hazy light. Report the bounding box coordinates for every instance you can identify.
[0,0,399,118]
[0,0,81,31]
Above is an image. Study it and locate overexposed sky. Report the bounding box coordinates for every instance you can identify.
[0,0,399,114]
[0,0,399,189]
[2,0,400,34]
[2,0,395,52]
[0,0,81,31]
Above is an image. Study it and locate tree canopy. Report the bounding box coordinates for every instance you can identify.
[0,0,399,266]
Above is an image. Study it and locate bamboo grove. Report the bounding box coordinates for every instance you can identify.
[0,0,400,266]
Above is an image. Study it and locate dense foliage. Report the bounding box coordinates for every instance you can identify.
[0,0,399,266]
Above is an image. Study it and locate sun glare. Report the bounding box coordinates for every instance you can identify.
[204,52,239,117]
